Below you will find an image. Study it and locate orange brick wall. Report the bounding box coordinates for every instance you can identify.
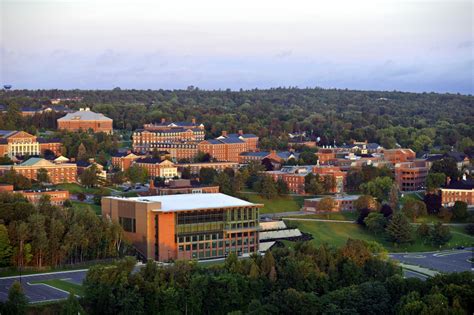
[58,120,113,133]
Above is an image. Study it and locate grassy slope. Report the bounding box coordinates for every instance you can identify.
[284,212,358,221]
[32,279,84,296]
[287,220,474,252]
[241,193,306,214]
[71,200,101,215]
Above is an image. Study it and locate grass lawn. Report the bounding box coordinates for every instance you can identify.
[32,279,84,296]
[240,193,306,214]
[286,220,474,252]
[55,183,102,195]
[284,212,358,221]
[71,200,102,215]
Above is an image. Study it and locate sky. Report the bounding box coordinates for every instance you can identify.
[0,0,473,93]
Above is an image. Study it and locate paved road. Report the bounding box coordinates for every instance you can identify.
[0,270,87,303]
[390,248,473,274]
[403,269,429,280]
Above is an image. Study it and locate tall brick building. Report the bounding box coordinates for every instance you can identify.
[57,108,113,134]
[383,148,416,164]
[0,131,62,158]
[394,160,429,191]
[198,131,259,162]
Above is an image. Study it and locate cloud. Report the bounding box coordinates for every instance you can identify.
[275,50,293,58]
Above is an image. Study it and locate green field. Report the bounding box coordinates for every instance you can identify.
[55,183,104,195]
[240,193,306,214]
[287,220,474,252]
[71,200,102,215]
[32,279,84,296]
[284,212,358,221]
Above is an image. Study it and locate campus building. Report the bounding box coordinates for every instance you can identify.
[101,193,262,261]
[0,185,69,205]
[57,108,113,134]
[312,165,346,193]
[0,157,77,184]
[383,148,416,164]
[394,160,429,191]
[267,166,312,195]
[134,158,178,179]
[440,179,474,207]
[111,152,142,171]
[145,179,220,196]
[303,195,360,212]
[134,142,199,161]
[0,131,62,158]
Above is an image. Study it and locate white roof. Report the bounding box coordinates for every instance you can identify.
[122,193,259,212]
[259,241,276,252]
[259,221,287,231]
[259,229,302,241]
[306,195,361,202]
[58,110,112,121]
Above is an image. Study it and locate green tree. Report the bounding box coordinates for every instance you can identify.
[360,176,393,202]
[354,195,380,212]
[181,166,192,179]
[61,293,85,315]
[417,223,430,240]
[386,212,413,244]
[214,172,233,195]
[426,172,446,191]
[261,251,277,282]
[430,158,459,182]
[452,201,468,221]
[79,164,100,187]
[3,281,27,315]
[276,178,289,195]
[389,183,400,211]
[429,223,452,246]
[36,168,50,184]
[0,224,12,267]
[317,197,336,212]
[199,167,217,185]
[77,142,88,161]
[364,212,387,235]
[298,151,318,165]
[304,173,324,195]
[254,175,278,199]
[125,164,148,184]
[402,199,428,222]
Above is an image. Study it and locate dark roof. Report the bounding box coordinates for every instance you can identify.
[37,137,62,143]
[20,107,41,112]
[226,133,258,139]
[367,143,382,150]
[135,157,161,164]
[241,151,270,157]
[111,152,128,157]
[444,180,474,190]
[219,138,245,144]
[445,151,467,162]
[207,139,224,145]
[0,139,7,144]
[425,154,443,162]
[76,160,92,167]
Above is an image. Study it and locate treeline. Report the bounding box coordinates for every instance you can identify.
[1,88,473,153]
[77,239,474,314]
[0,193,125,269]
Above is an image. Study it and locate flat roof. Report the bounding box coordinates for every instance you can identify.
[110,193,261,212]
[306,195,361,202]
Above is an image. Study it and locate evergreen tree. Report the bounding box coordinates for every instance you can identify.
[77,143,88,161]
[61,293,85,315]
[429,222,452,247]
[386,212,413,244]
[0,224,12,266]
[3,281,28,315]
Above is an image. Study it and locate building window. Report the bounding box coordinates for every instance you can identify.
[119,217,136,233]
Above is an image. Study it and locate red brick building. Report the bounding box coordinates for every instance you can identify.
[176,162,239,175]
[134,158,178,179]
[394,160,428,191]
[267,166,312,194]
[0,157,77,184]
[111,152,141,171]
[440,180,474,207]
[57,108,113,134]
[303,195,361,212]
[383,148,416,164]
[312,165,346,193]
[198,131,258,162]
[145,179,220,196]
[0,185,69,205]
[0,131,62,158]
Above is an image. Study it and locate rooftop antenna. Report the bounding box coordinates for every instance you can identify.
[3,85,12,90]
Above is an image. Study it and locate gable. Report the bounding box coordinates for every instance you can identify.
[7,131,36,140]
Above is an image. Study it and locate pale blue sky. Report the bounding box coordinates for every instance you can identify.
[1,0,473,93]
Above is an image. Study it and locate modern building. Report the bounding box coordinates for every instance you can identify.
[440,179,474,207]
[57,108,113,134]
[0,131,62,158]
[145,179,220,195]
[394,160,429,191]
[303,195,361,212]
[0,157,77,184]
[101,193,262,261]
[134,158,178,179]
[176,162,239,175]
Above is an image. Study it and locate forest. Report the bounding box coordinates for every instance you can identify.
[0,88,473,154]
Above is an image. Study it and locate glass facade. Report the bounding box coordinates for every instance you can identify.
[174,206,259,260]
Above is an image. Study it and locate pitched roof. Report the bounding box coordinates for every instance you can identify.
[443,180,474,190]
[219,138,245,144]
[135,157,162,164]
[19,157,55,167]
[57,109,112,121]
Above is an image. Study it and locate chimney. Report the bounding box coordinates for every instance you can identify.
[161,118,166,124]
[238,129,243,136]
[192,118,196,124]
[221,130,228,137]
[149,179,155,189]
[446,176,451,186]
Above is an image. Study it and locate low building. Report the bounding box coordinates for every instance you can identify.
[101,193,262,261]
[134,158,178,179]
[425,152,470,172]
[76,160,107,180]
[394,160,429,191]
[312,165,346,193]
[440,179,474,207]
[0,130,62,158]
[0,157,77,184]
[239,150,298,165]
[303,195,360,212]
[21,189,69,206]
[0,185,69,205]
[176,162,239,175]
[146,179,220,195]
[57,108,113,134]
[133,142,199,161]
[111,152,141,171]
[267,166,312,194]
